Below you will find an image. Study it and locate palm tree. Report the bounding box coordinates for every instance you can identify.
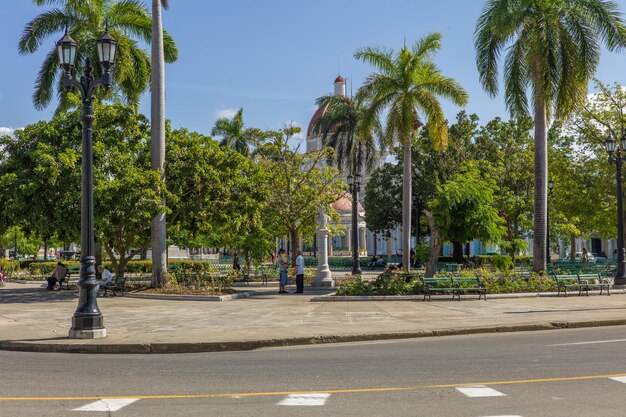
[310,94,383,177]
[150,0,169,287]
[475,0,626,272]
[20,0,178,111]
[211,108,262,157]
[356,33,468,271]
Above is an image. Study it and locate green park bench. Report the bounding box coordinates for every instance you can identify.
[254,267,278,285]
[553,273,610,297]
[60,265,80,290]
[101,276,126,297]
[423,276,486,301]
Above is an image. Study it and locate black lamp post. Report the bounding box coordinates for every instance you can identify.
[547,178,553,264]
[605,133,626,285]
[347,173,362,275]
[56,27,117,338]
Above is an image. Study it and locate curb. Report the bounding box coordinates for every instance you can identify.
[3,318,626,354]
[311,289,625,301]
[125,292,252,301]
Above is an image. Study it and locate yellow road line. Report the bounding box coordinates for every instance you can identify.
[2,372,626,402]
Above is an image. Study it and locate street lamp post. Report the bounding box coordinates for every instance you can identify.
[547,179,553,264]
[347,173,362,275]
[56,27,117,338]
[605,133,626,285]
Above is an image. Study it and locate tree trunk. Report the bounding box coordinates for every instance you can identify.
[151,0,168,287]
[424,210,441,278]
[44,240,48,261]
[533,95,548,272]
[452,241,463,263]
[570,234,576,260]
[94,241,103,267]
[402,139,412,271]
[290,230,299,267]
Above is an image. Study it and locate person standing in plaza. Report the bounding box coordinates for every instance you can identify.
[277,249,288,294]
[294,250,304,293]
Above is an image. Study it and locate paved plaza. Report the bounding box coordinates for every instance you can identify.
[2,281,626,353]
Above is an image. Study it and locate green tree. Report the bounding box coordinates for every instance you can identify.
[19,0,178,111]
[211,108,266,157]
[429,164,506,270]
[311,94,383,176]
[475,0,626,271]
[165,128,275,269]
[474,116,535,259]
[0,100,167,276]
[356,33,468,270]
[363,163,402,255]
[255,126,345,266]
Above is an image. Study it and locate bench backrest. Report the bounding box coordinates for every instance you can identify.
[423,277,452,286]
[577,273,600,281]
[552,274,578,282]
[453,277,481,285]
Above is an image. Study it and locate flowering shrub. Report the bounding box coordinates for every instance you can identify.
[336,269,557,296]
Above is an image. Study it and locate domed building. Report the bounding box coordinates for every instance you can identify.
[306,76,401,257]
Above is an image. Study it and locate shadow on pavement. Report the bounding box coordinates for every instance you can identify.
[0,287,77,304]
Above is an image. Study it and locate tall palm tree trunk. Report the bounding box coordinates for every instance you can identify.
[151,0,167,287]
[533,96,547,272]
[402,140,412,271]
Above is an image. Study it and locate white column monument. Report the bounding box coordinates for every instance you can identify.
[314,207,333,287]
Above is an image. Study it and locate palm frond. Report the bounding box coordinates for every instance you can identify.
[354,46,395,73]
[19,9,72,54]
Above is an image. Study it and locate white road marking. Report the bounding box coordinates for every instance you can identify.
[73,398,139,412]
[609,376,626,384]
[549,338,626,347]
[277,393,331,406]
[456,385,506,397]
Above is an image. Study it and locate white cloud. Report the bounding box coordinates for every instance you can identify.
[0,127,18,137]
[214,108,239,120]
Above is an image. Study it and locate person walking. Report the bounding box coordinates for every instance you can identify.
[277,248,288,294]
[294,249,304,294]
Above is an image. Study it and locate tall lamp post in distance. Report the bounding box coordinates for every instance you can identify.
[605,133,626,285]
[347,173,362,276]
[546,178,553,264]
[56,27,118,338]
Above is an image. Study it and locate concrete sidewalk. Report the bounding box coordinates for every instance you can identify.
[2,281,626,354]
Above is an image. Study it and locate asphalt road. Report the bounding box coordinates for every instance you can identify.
[3,326,626,416]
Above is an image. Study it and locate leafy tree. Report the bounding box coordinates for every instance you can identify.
[0,100,167,276]
[474,116,534,259]
[475,0,626,271]
[363,162,402,255]
[311,94,383,175]
[356,33,468,270]
[19,0,178,111]
[165,128,274,269]
[429,164,506,267]
[255,126,345,266]
[211,108,266,157]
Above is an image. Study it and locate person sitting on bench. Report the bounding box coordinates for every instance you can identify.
[47,262,67,291]
[96,265,113,292]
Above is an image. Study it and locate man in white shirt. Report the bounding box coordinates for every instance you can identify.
[294,250,305,294]
[97,265,113,292]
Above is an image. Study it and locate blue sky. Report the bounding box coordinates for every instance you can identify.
[2,0,626,137]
